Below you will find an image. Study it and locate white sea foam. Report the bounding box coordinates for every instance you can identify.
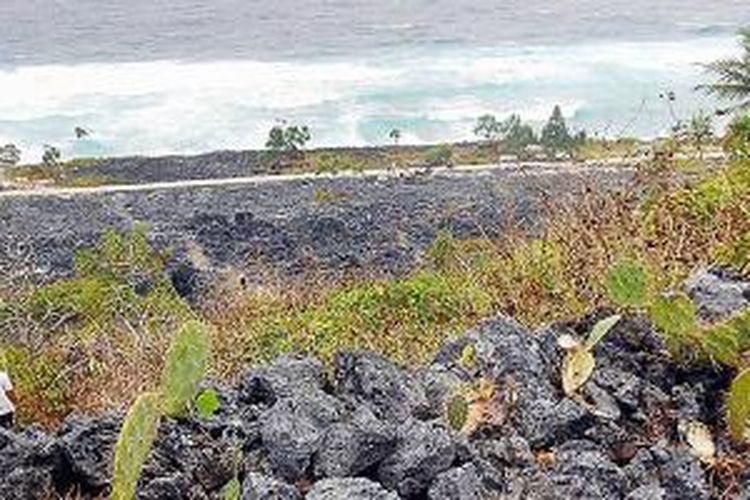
[0,35,739,162]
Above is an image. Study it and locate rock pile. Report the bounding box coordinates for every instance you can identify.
[1,269,748,499]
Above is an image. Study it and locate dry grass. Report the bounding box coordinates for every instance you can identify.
[0,153,748,428]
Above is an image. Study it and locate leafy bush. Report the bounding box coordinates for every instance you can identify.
[424,144,454,167]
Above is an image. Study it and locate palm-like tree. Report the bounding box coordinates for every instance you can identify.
[698,29,750,113]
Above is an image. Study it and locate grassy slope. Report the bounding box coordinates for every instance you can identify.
[0,145,747,428]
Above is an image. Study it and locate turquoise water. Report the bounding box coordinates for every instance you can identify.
[0,1,748,161]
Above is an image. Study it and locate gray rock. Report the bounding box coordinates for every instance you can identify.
[550,440,627,498]
[314,407,397,478]
[624,445,709,500]
[420,363,466,414]
[306,477,398,500]
[427,463,483,500]
[513,393,592,448]
[626,483,666,500]
[472,316,548,382]
[137,473,191,500]
[335,351,431,423]
[239,355,329,404]
[56,414,120,492]
[513,440,626,499]
[0,428,61,499]
[378,419,457,497]
[140,419,236,495]
[685,267,750,321]
[241,472,301,500]
[261,393,343,481]
[472,435,535,469]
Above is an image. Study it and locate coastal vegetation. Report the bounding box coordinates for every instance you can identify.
[1,29,750,500]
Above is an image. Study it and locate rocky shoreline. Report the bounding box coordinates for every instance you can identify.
[2,268,748,499]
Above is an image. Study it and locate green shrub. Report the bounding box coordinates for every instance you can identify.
[605,258,650,309]
[648,293,699,348]
[424,144,454,167]
[195,388,221,419]
[111,392,161,500]
[160,321,211,417]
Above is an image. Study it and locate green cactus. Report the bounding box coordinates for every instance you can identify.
[445,392,469,431]
[160,320,212,417]
[111,392,161,500]
[727,368,750,442]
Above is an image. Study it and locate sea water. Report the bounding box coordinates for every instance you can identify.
[0,0,748,162]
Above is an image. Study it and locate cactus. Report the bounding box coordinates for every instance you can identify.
[111,392,161,500]
[160,320,212,417]
[727,368,750,442]
[445,393,469,431]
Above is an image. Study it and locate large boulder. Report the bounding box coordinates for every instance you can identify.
[313,406,397,478]
[239,355,329,405]
[139,419,236,495]
[306,478,398,500]
[56,414,121,493]
[335,351,431,423]
[377,419,457,497]
[260,392,344,481]
[0,428,62,499]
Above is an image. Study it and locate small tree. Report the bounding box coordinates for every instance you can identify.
[42,145,61,168]
[687,112,714,159]
[389,128,402,146]
[724,115,750,158]
[0,144,21,167]
[698,29,750,114]
[503,115,537,156]
[540,106,573,158]
[265,121,311,168]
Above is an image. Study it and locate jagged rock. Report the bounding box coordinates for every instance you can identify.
[56,414,121,493]
[239,355,329,404]
[306,478,398,500]
[427,463,483,499]
[140,419,236,495]
[377,419,457,497]
[420,363,466,415]
[685,267,750,321]
[313,407,397,478]
[260,393,344,481]
[626,483,666,500]
[137,473,191,500]
[472,435,535,469]
[0,428,61,499]
[335,351,431,423]
[241,473,301,500]
[624,445,710,500]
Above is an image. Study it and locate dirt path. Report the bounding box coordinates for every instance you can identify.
[0,160,636,198]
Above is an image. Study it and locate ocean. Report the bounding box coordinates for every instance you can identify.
[0,0,749,162]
